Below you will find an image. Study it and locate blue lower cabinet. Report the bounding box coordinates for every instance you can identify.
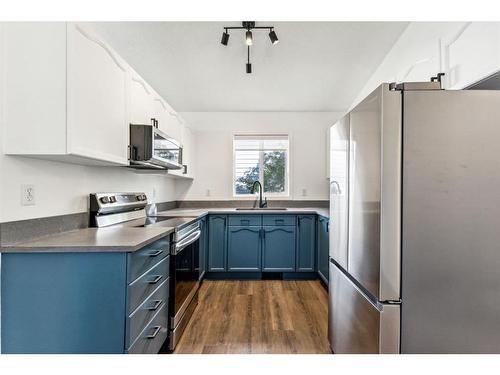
[1,252,128,354]
[199,216,208,279]
[208,215,227,271]
[127,304,169,354]
[262,226,296,272]
[317,216,330,283]
[227,226,261,271]
[297,215,316,272]
[1,236,171,354]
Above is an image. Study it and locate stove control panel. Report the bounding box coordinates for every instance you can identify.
[90,192,148,216]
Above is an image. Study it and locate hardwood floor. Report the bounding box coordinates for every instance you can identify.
[174,280,332,354]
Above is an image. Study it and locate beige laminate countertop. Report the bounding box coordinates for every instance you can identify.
[0,226,174,253]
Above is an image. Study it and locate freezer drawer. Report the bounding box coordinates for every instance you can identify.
[328,261,400,354]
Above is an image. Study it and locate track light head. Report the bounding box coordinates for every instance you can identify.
[246,63,252,74]
[245,30,253,46]
[221,30,229,46]
[269,29,279,45]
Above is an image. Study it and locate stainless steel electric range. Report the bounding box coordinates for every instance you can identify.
[89,192,201,351]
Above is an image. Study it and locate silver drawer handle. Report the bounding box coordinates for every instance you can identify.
[147,300,162,311]
[146,326,162,339]
[148,250,163,257]
[148,275,163,284]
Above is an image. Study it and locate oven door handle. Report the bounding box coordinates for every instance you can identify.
[174,229,201,255]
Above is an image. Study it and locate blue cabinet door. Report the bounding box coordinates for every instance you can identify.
[227,226,261,271]
[1,252,127,354]
[262,226,296,271]
[208,215,227,271]
[199,217,207,279]
[317,216,329,282]
[297,215,316,272]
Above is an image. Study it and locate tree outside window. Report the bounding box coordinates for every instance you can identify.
[234,135,289,196]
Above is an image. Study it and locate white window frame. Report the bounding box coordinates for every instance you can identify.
[232,133,290,198]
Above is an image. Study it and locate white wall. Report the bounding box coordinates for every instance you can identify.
[0,155,178,223]
[175,112,343,201]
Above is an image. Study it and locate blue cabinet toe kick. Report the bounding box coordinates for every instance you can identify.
[204,271,319,280]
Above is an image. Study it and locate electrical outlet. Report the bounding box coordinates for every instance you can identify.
[206,189,211,197]
[302,188,307,196]
[21,184,36,206]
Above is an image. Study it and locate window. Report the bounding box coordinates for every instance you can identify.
[233,134,289,196]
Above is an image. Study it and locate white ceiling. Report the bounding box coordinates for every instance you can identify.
[92,22,408,112]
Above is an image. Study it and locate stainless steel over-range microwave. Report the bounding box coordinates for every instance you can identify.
[128,124,183,170]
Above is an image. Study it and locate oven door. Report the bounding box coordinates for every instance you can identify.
[170,229,201,328]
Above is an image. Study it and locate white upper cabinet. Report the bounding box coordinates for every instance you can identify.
[66,23,129,165]
[128,69,183,141]
[130,72,155,126]
[159,100,183,142]
[2,22,195,174]
[3,22,129,165]
[443,23,500,89]
[3,23,68,155]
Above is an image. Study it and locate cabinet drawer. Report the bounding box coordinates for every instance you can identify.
[127,304,168,354]
[127,278,169,347]
[128,256,169,314]
[262,215,296,226]
[127,236,170,283]
[228,215,261,226]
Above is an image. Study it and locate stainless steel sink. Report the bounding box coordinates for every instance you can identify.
[235,207,288,211]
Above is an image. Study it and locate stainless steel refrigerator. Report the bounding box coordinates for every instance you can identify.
[328,81,500,354]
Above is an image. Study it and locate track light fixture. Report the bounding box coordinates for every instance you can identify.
[221,29,229,46]
[220,21,279,73]
[269,29,279,45]
[245,30,253,46]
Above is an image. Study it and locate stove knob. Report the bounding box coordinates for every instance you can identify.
[141,194,147,201]
[136,195,143,201]
[109,196,116,203]
[100,196,110,204]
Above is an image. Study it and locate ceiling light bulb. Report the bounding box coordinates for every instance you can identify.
[269,29,279,45]
[221,31,229,46]
[245,30,253,46]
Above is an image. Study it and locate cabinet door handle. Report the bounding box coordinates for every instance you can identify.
[147,300,162,311]
[326,221,329,233]
[263,229,266,239]
[148,275,163,284]
[146,326,162,339]
[148,250,163,257]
